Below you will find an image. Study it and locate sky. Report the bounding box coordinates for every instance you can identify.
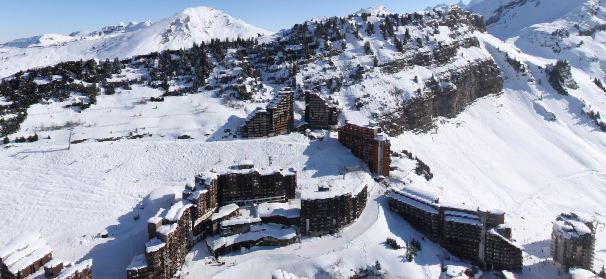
[0,0,470,43]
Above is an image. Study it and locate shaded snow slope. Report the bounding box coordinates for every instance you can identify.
[466,0,587,39]
[0,6,270,78]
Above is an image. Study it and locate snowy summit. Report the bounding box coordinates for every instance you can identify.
[0,6,271,78]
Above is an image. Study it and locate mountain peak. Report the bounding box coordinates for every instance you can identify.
[356,5,393,16]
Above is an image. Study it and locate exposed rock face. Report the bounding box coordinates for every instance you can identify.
[380,59,503,134]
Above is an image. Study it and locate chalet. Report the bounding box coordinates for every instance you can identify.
[241,88,294,138]
[0,233,54,279]
[387,188,523,271]
[304,92,341,129]
[551,212,596,272]
[338,122,391,176]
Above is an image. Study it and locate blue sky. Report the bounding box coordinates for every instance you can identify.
[0,0,469,43]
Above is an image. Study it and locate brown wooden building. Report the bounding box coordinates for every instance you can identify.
[387,189,522,271]
[304,92,341,129]
[338,123,391,176]
[241,88,294,138]
[52,260,93,279]
[217,163,297,206]
[300,186,367,236]
[551,212,596,272]
[0,233,54,279]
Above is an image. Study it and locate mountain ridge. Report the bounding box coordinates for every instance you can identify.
[0,6,271,78]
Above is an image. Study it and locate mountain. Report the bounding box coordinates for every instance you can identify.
[0,6,271,78]
[465,0,589,39]
[0,3,605,279]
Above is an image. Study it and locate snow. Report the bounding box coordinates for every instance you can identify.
[206,224,297,252]
[257,202,300,218]
[0,6,271,78]
[0,232,43,259]
[387,189,440,214]
[272,269,309,279]
[157,223,178,238]
[0,2,606,278]
[569,268,601,279]
[163,200,193,223]
[9,244,53,274]
[553,212,594,239]
[44,258,65,269]
[356,5,394,16]
[56,259,92,279]
[126,254,147,271]
[445,216,481,226]
[221,217,262,227]
[212,204,240,221]
[145,238,165,254]
[0,232,53,274]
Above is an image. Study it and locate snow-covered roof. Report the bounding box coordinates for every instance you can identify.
[206,224,297,251]
[163,200,193,223]
[56,259,92,279]
[148,208,166,225]
[300,174,368,200]
[158,223,178,238]
[386,188,440,215]
[188,189,209,201]
[223,165,296,177]
[267,90,292,109]
[272,269,309,279]
[244,107,267,122]
[374,133,388,142]
[445,215,481,226]
[488,228,523,250]
[0,232,54,274]
[195,172,218,186]
[0,232,43,259]
[126,254,148,271]
[145,238,165,253]
[569,268,601,279]
[211,203,239,221]
[257,202,301,219]
[43,258,64,269]
[221,216,262,227]
[553,212,594,239]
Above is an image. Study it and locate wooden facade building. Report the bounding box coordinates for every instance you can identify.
[551,212,596,272]
[241,88,294,138]
[300,186,367,236]
[304,92,341,129]
[387,189,523,271]
[0,233,54,279]
[338,123,391,176]
[217,163,297,206]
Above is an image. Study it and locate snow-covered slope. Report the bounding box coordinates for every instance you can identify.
[465,0,587,39]
[1,3,606,279]
[0,6,271,78]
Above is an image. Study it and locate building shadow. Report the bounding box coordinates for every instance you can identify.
[522,239,551,259]
[206,115,246,142]
[379,196,444,267]
[302,136,366,178]
[77,193,174,278]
